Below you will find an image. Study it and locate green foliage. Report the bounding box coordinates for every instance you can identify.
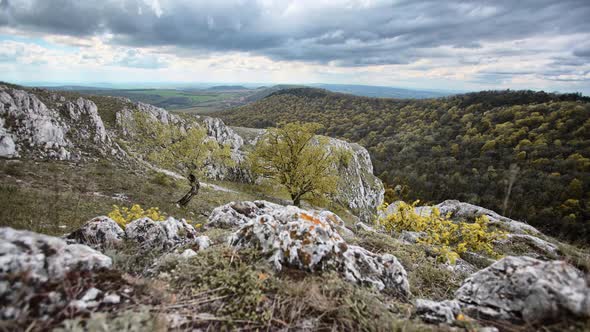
[248,121,340,206]
[133,112,233,178]
[163,246,274,323]
[220,88,590,244]
[108,204,166,227]
[376,201,506,264]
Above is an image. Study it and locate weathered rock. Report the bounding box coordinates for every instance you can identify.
[399,230,425,244]
[325,137,384,222]
[195,235,211,250]
[415,299,461,324]
[455,256,590,323]
[498,233,559,258]
[0,227,112,284]
[180,249,198,259]
[228,203,409,296]
[0,86,115,160]
[436,200,539,234]
[125,217,198,249]
[0,118,17,157]
[65,216,125,249]
[207,200,284,228]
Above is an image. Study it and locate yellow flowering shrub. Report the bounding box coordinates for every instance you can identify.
[376,201,506,264]
[108,204,166,227]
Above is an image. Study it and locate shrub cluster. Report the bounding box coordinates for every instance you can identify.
[376,201,506,264]
[108,204,166,227]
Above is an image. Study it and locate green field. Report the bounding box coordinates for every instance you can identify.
[72,88,243,111]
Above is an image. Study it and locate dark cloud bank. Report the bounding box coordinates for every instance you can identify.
[1,0,589,80]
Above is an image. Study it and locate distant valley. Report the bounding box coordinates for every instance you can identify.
[41,83,456,113]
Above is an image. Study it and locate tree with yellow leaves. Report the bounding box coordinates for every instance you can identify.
[248,122,341,207]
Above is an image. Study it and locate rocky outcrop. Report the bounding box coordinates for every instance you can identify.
[417,256,590,325]
[415,299,461,324]
[125,217,199,250]
[65,216,125,249]
[325,138,384,221]
[2,85,384,221]
[67,216,202,251]
[0,227,112,284]
[455,256,590,323]
[435,200,540,234]
[0,86,115,159]
[209,200,353,237]
[227,201,409,296]
[207,200,285,228]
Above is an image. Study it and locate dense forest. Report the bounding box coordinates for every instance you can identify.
[218,88,590,244]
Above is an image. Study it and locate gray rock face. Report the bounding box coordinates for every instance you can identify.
[455,256,590,323]
[415,299,461,324]
[325,137,384,221]
[228,202,409,296]
[65,216,125,249]
[0,227,112,284]
[207,200,288,228]
[125,217,199,250]
[0,86,114,159]
[0,118,17,157]
[435,200,539,234]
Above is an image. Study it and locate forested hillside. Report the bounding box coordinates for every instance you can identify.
[218,88,590,243]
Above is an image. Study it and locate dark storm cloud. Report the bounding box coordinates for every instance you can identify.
[1,0,590,66]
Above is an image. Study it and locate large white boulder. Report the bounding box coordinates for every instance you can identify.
[65,216,125,249]
[125,217,199,250]
[0,227,112,284]
[227,202,409,296]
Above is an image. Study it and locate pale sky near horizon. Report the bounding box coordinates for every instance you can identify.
[1,0,589,94]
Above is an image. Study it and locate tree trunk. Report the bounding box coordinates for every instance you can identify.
[291,193,301,207]
[177,173,200,207]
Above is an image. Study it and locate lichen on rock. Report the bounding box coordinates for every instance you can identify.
[226,202,409,296]
[455,256,590,323]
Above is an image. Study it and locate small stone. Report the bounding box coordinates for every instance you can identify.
[415,299,460,324]
[180,249,198,259]
[103,293,121,305]
[195,236,211,250]
[80,287,102,302]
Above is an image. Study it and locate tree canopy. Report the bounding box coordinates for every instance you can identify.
[133,112,233,205]
[248,122,339,206]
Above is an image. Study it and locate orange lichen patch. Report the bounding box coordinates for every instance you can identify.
[309,225,315,231]
[325,213,341,226]
[300,213,326,227]
[258,272,269,281]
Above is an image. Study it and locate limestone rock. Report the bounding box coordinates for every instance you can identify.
[0,227,112,284]
[65,216,125,249]
[228,203,409,296]
[125,217,198,249]
[455,256,590,323]
[435,200,539,234]
[326,137,384,222]
[415,299,461,324]
[195,235,211,250]
[207,200,284,228]
[0,86,115,160]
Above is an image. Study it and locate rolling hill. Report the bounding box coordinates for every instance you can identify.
[218,88,590,243]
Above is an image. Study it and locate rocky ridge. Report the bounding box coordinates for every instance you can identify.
[0,85,384,220]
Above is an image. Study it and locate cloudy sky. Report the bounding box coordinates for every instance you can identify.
[1,0,589,93]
